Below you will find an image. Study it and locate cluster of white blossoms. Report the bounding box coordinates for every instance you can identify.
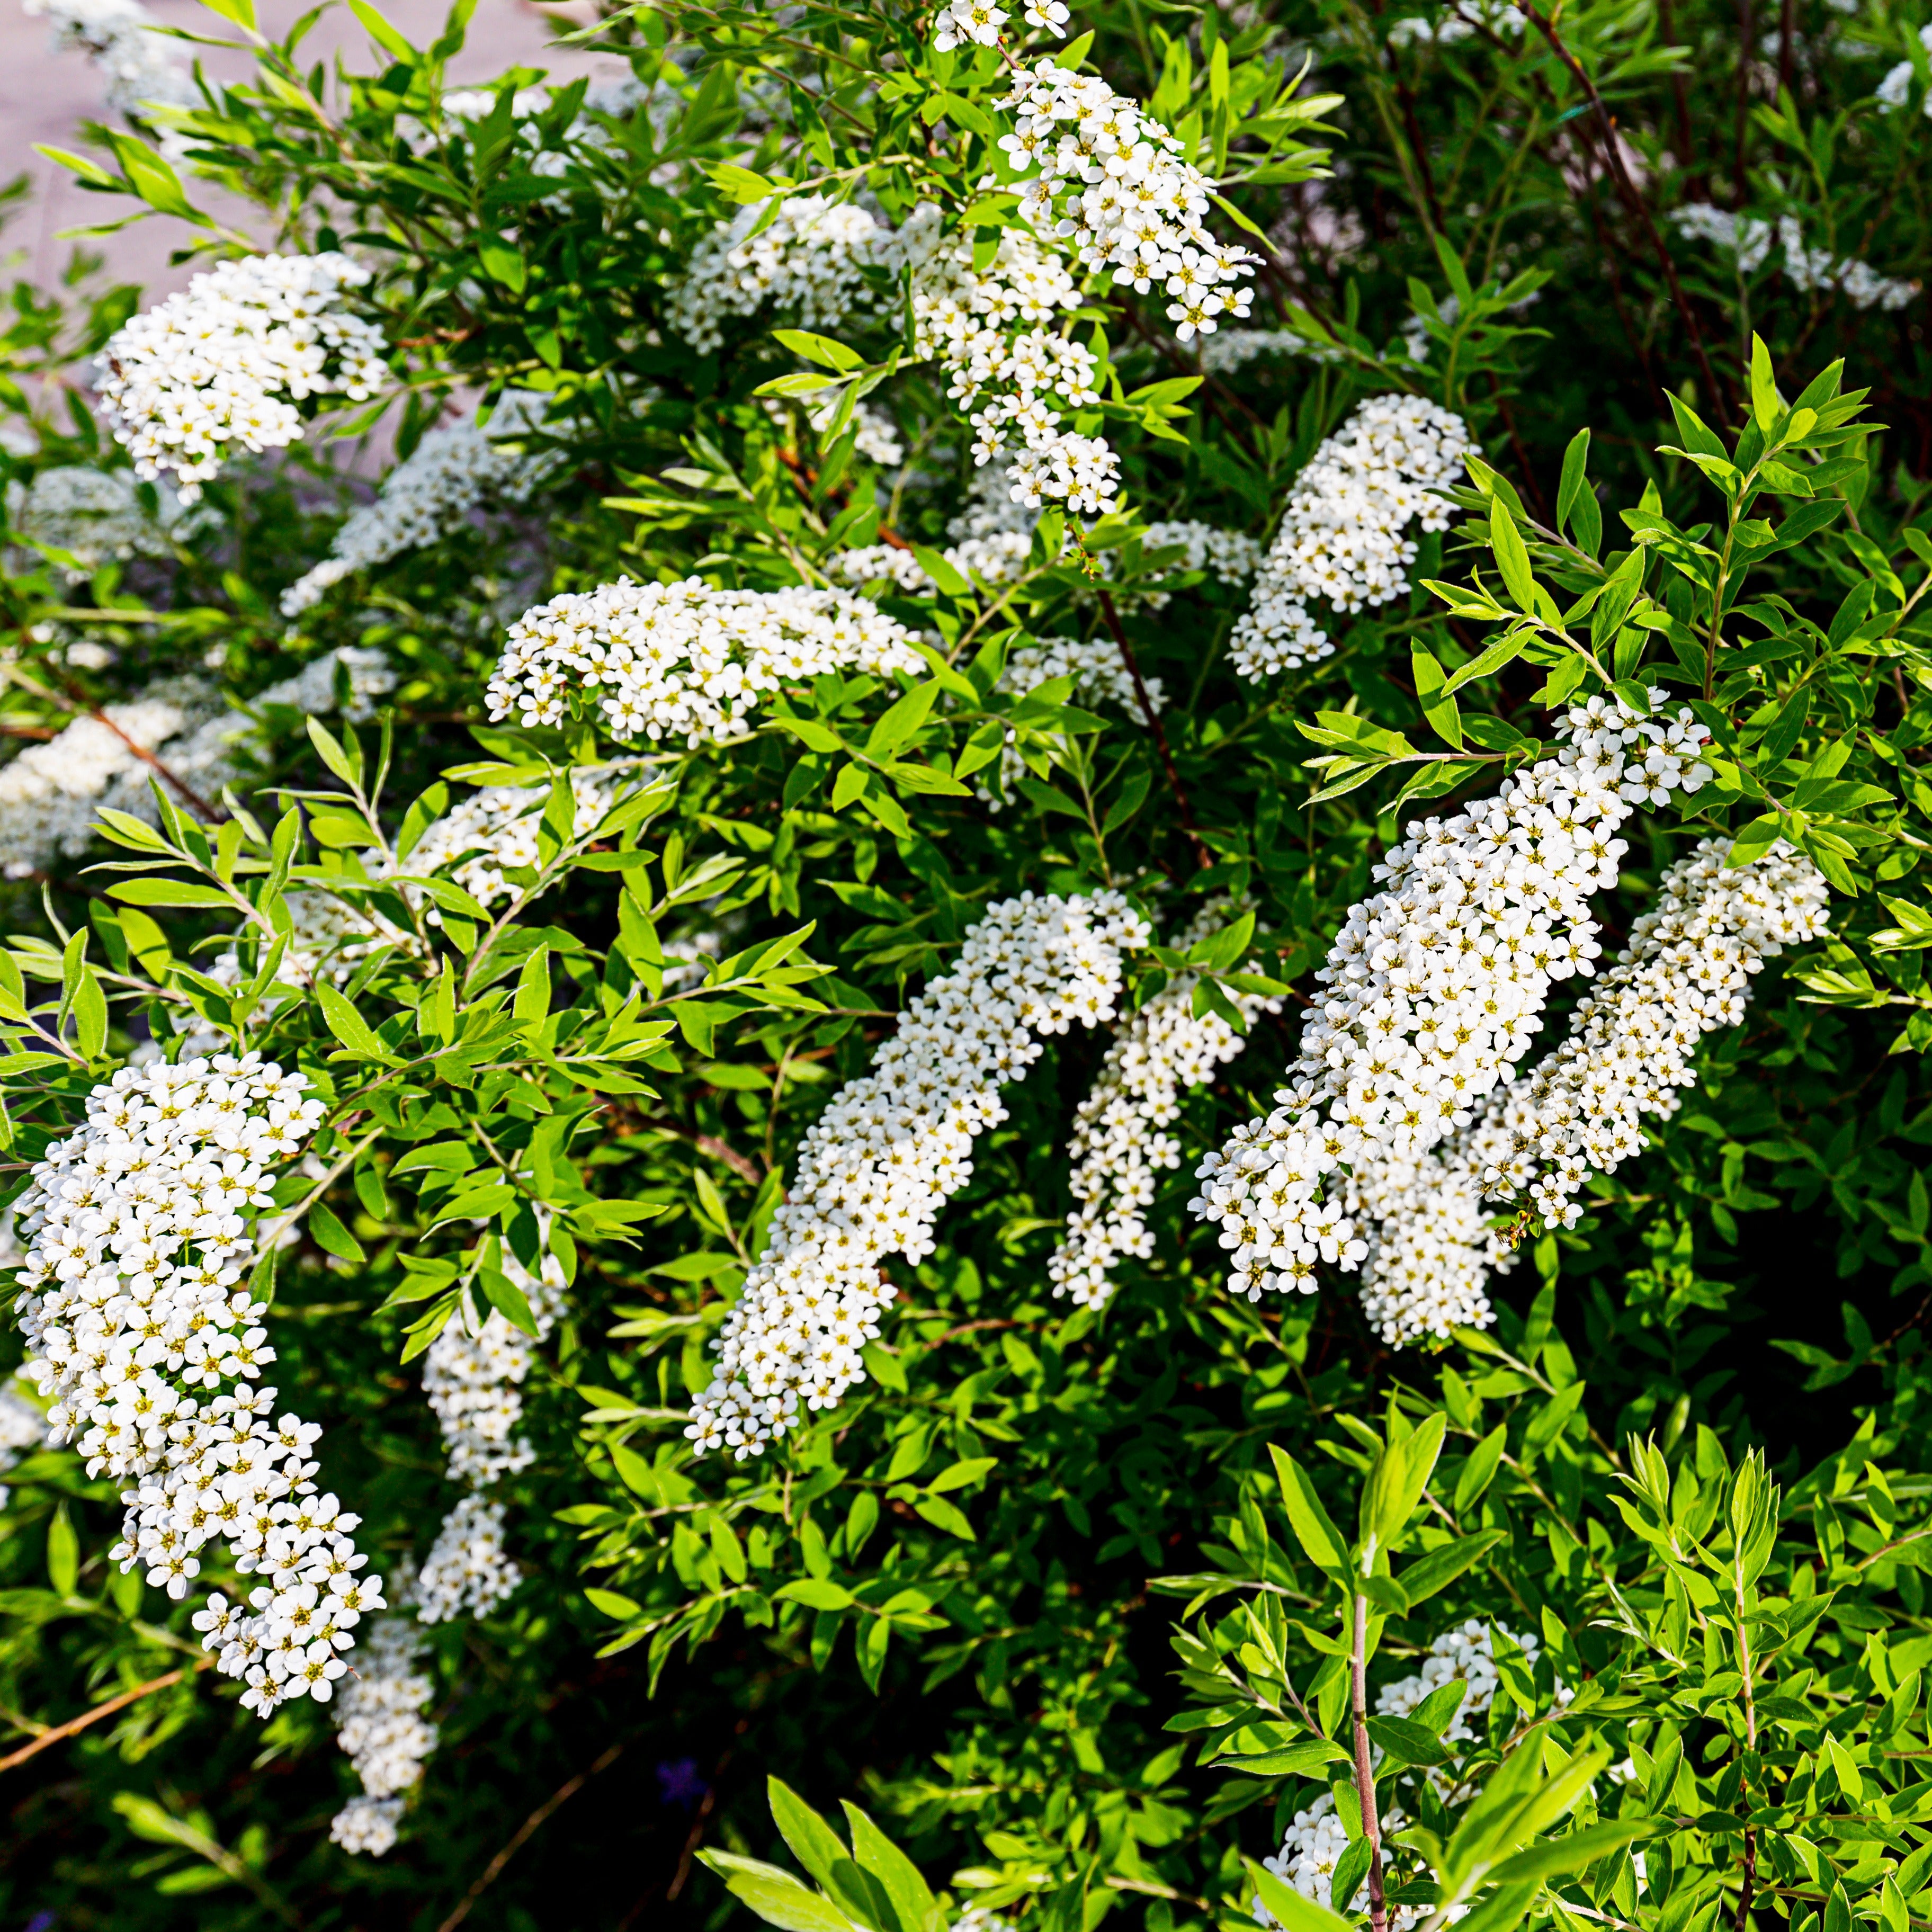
[1200,328,1346,376]
[904,211,1123,516]
[0,684,231,880]
[1385,2,1527,45]
[25,0,195,150]
[488,578,923,747]
[686,892,1150,1458]
[1877,25,1932,115]
[668,192,1120,514]
[837,516,1257,609]
[930,0,1068,51]
[1188,692,1714,1307]
[1672,205,1919,310]
[1230,395,1473,682]
[1256,1794,1419,1928]
[422,1255,569,1488]
[1352,839,1828,1347]
[414,1492,520,1623]
[6,464,209,578]
[1257,1623,1556,1930]
[12,1054,384,1718]
[280,392,551,616]
[995,62,1259,338]
[668,195,891,355]
[0,1381,49,1511]
[836,530,1035,597]
[1051,905,1281,1311]
[0,649,395,882]
[330,1597,439,1857]
[97,255,388,502]
[403,767,619,909]
[1376,1620,1555,1739]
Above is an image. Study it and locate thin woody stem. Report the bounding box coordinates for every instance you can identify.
[1516,0,1727,421]
[0,1658,209,1773]
[1351,1585,1390,1932]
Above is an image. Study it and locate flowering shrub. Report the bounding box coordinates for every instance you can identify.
[2,0,1931,1924]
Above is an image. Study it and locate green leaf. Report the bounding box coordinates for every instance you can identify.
[1454,1425,1508,1513]
[841,1802,940,1932]
[772,328,863,373]
[479,1265,539,1338]
[913,1495,975,1540]
[775,1578,856,1611]
[1397,1528,1504,1606]
[1248,1861,1355,1932]
[47,1501,77,1597]
[346,0,416,60]
[1268,1445,1349,1574]
[106,880,235,909]
[1411,643,1464,748]
[1490,498,1537,610]
[315,982,387,1058]
[698,1853,863,1932]
[1486,1818,1661,1884]
[308,1202,366,1265]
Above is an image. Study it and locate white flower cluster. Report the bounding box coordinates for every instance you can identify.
[1877,26,1932,115]
[668,196,890,355]
[905,213,1122,516]
[1672,204,1920,309]
[12,1054,384,1718]
[488,579,923,747]
[1386,3,1526,46]
[403,767,619,910]
[687,892,1150,1458]
[280,392,551,616]
[422,1255,568,1488]
[330,1603,439,1857]
[1139,520,1265,589]
[97,255,388,502]
[1188,692,1714,1307]
[0,1381,49,1511]
[931,0,1068,51]
[996,62,1260,339]
[838,517,1257,608]
[1352,839,1828,1347]
[25,0,194,148]
[1375,1618,1549,1743]
[0,650,394,882]
[1200,329,1346,375]
[1256,1794,1419,1928]
[255,646,399,723]
[414,1492,519,1624]
[1051,906,1281,1310]
[1230,395,1473,683]
[1257,1623,1554,1931]
[0,685,229,880]
[7,464,208,577]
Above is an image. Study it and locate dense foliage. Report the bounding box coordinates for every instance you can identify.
[2,0,1932,1926]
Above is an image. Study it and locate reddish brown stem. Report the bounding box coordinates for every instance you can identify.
[0,1658,207,1773]
[1350,1588,1390,1932]
[435,1742,624,1932]
[1518,0,1727,421]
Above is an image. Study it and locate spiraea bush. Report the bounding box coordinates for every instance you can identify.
[2,0,1932,1925]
